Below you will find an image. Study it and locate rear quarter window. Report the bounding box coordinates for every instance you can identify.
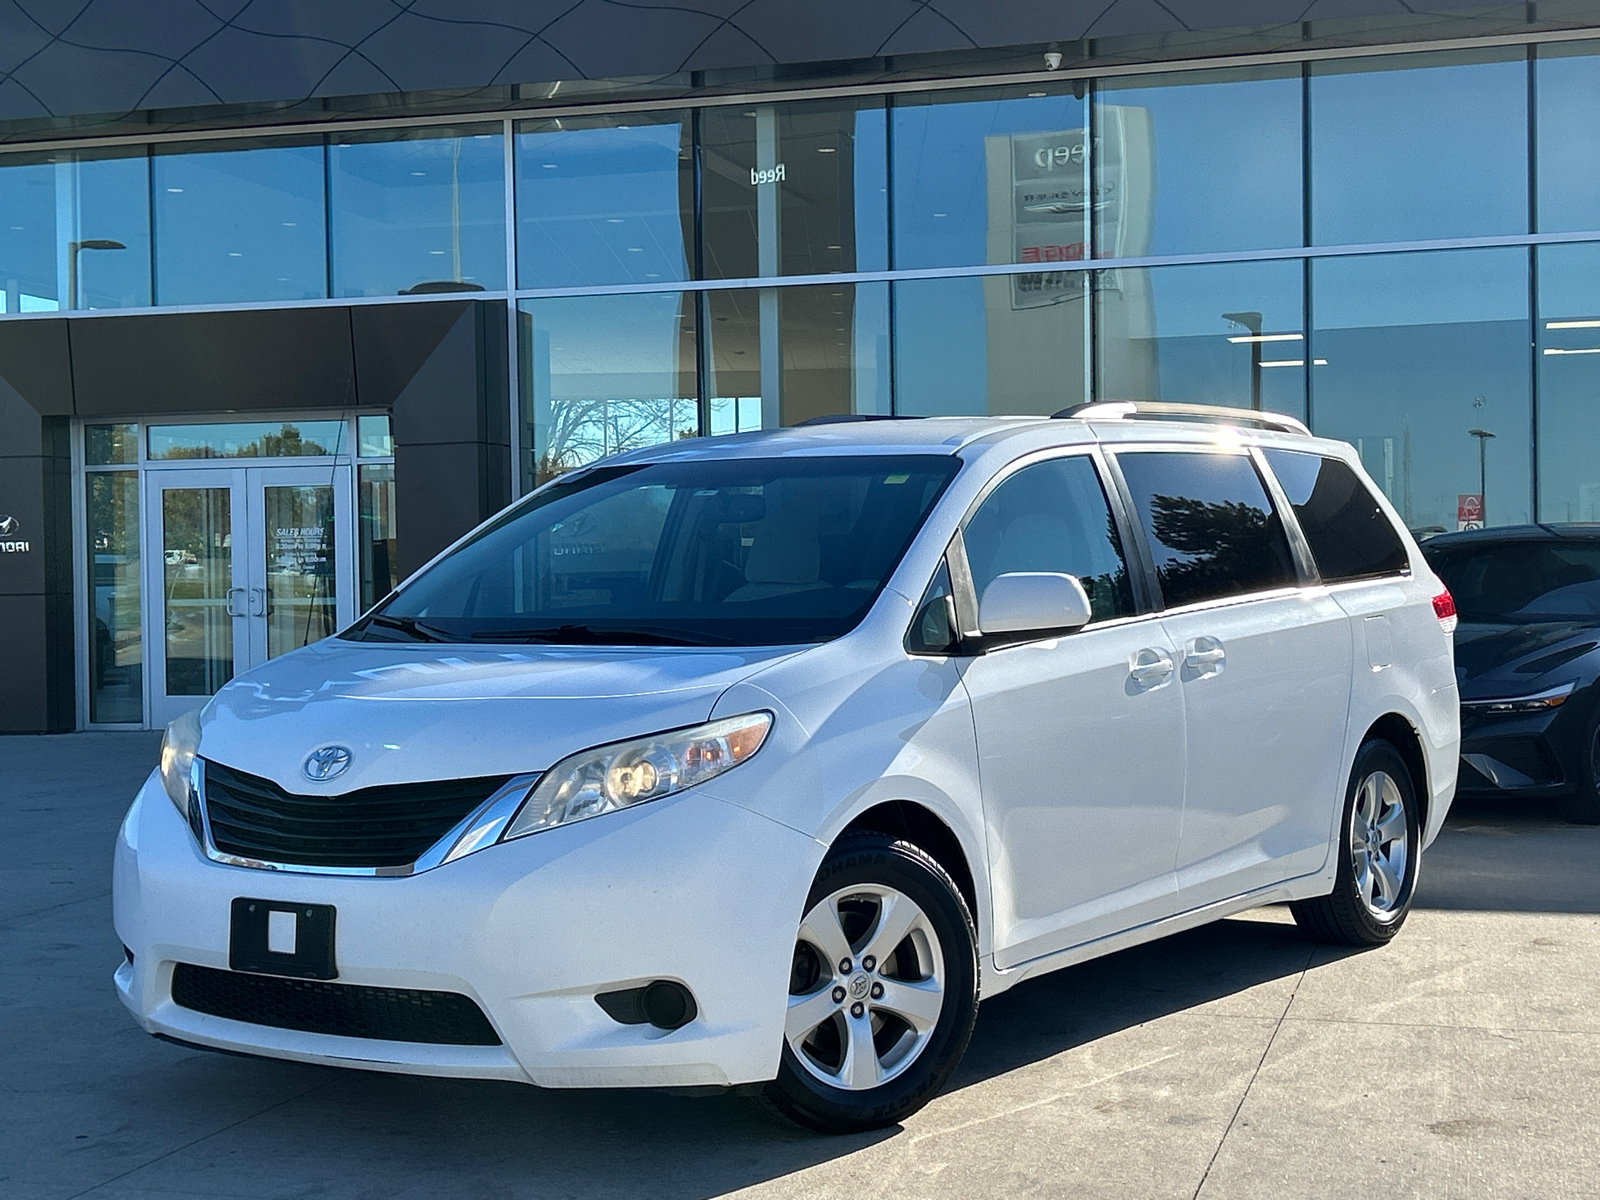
[1263,449,1409,583]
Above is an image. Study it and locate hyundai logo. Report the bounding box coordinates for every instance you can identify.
[0,515,17,536]
[303,745,353,781]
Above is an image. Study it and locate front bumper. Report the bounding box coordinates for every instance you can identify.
[113,770,821,1088]
[1456,704,1583,798]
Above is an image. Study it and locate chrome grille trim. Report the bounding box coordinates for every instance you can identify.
[194,765,541,877]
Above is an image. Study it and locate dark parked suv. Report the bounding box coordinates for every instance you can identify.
[1423,524,1600,824]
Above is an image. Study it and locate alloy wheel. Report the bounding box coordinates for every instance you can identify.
[1350,769,1409,918]
[785,884,946,1091]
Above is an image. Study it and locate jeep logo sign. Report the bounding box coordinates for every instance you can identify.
[750,163,786,186]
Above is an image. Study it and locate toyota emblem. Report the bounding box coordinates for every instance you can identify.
[303,745,353,781]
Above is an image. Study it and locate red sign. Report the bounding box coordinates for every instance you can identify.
[1458,494,1483,530]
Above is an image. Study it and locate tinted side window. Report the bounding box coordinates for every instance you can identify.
[1118,451,1298,608]
[963,456,1135,622]
[1263,449,1410,582]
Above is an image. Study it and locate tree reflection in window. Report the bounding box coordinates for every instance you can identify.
[1119,452,1297,609]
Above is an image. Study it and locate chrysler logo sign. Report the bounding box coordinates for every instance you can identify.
[0,514,28,554]
[303,745,353,781]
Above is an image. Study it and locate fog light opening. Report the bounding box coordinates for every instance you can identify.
[640,980,696,1030]
[595,980,698,1031]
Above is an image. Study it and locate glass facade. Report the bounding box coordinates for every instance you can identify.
[1097,259,1306,417]
[701,97,888,278]
[4,40,1597,566]
[1310,248,1532,533]
[1310,50,1529,244]
[330,127,506,297]
[518,292,698,486]
[85,470,141,723]
[1536,41,1600,233]
[153,140,327,305]
[516,112,692,288]
[0,149,150,312]
[1537,241,1600,522]
[1095,66,1302,255]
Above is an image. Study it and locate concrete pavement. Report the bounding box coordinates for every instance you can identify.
[2,732,1596,1199]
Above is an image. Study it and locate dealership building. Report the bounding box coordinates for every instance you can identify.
[1,1,1598,732]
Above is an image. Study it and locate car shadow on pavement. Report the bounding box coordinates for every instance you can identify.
[115,913,1339,1198]
[949,913,1331,1094]
[1415,794,1600,914]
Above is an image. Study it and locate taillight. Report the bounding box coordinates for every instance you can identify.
[1432,589,1457,634]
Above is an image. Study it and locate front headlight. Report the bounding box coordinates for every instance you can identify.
[1463,681,1576,716]
[159,708,203,818]
[502,712,772,840]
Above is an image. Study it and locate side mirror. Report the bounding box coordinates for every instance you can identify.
[977,572,1093,638]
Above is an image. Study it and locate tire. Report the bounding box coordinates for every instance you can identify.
[762,832,978,1134]
[1291,739,1422,946]
[1556,712,1600,825]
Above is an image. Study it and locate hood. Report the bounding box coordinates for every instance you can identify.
[1453,620,1600,701]
[196,637,801,792]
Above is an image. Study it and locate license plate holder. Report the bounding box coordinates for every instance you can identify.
[229,898,337,980]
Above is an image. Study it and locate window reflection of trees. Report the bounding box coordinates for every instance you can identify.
[1148,493,1294,605]
[535,397,698,486]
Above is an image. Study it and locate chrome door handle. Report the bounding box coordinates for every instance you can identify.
[225,588,247,618]
[249,587,267,617]
[1128,648,1174,686]
[1185,636,1226,672]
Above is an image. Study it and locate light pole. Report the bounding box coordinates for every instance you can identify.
[66,239,125,310]
[1469,427,1495,525]
[1223,310,1263,411]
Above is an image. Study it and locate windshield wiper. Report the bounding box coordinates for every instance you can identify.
[357,613,457,643]
[468,623,734,647]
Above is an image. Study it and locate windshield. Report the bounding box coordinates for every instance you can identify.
[1426,540,1600,622]
[352,454,959,646]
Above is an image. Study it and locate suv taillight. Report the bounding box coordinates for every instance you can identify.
[1432,589,1458,634]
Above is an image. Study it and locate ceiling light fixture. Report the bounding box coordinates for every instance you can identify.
[1543,346,1600,355]
[1546,319,1600,329]
[1227,333,1302,344]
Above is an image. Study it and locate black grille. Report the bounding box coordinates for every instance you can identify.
[202,760,510,868]
[171,963,501,1046]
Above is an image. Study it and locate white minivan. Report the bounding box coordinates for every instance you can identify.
[114,402,1460,1132]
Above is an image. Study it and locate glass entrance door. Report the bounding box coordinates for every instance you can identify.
[146,465,354,728]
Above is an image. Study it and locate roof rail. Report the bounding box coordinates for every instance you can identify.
[1052,401,1311,437]
[795,413,924,426]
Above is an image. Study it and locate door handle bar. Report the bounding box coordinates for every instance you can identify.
[1128,648,1174,684]
[1184,636,1226,669]
[225,587,246,618]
